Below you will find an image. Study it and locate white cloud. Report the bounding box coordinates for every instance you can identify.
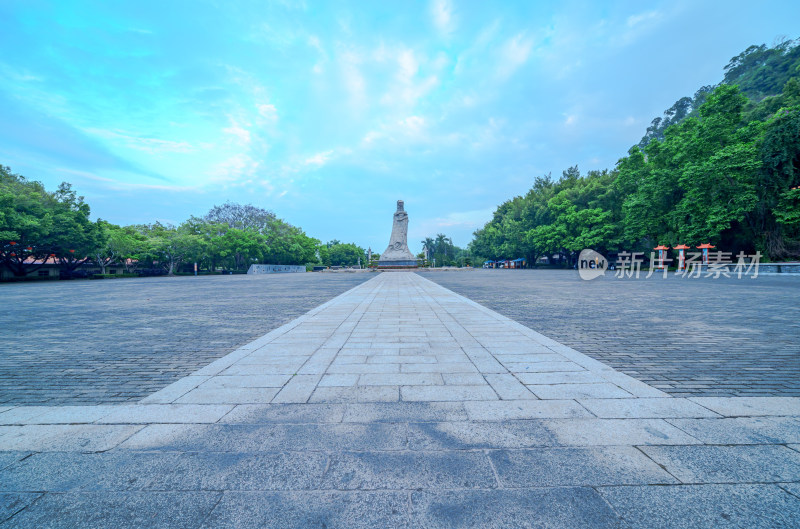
[497,33,533,79]
[304,150,334,167]
[626,10,661,28]
[308,35,323,52]
[257,103,278,121]
[380,47,440,107]
[398,116,426,134]
[398,49,419,79]
[564,114,577,126]
[222,119,251,145]
[84,128,195,154]
[431,0,455,35]
[338,51,366,106]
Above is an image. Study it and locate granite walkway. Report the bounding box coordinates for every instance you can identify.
[1,272,799,528]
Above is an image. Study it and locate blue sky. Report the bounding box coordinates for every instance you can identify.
[2,1,799,252]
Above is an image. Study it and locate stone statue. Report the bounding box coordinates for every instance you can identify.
[378,200,418,267]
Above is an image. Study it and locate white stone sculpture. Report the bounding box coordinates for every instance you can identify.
[378,200,418,267]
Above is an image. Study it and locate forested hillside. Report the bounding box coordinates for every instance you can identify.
[471,38,800,263]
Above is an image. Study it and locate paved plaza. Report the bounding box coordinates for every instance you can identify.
[0,273,371,405]
[1,272,799,527]
[426,270,800,397]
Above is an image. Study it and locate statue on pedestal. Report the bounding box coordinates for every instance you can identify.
[378,200,418,268]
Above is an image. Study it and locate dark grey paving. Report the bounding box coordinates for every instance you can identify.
[0,273,372,405]
[121,423,409,452]
[341,402,469,423]
[220,403,346,424]
[2,451,329,492]
[0,454,28,472]
[0,493,41,524]
[489,447,677,487]
[598,483,800,529]
[320,451,497,490]
[200,491,410,528]
[422,270,800,397]
[407,420,556,449]
[410,488,620,528]
[640,444,800,484]
[0,491,221,529]
[666,417,800,444]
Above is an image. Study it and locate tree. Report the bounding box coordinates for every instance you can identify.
[135,223,204,275]
[0,166,54,276]
[204,202,277,232]
[324,242,366,266]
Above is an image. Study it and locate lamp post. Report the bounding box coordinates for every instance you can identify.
[673,244,690,271]
[696,243,715,265]
[653,245,669,269]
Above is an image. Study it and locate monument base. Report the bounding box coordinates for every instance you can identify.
[377,260,419,269]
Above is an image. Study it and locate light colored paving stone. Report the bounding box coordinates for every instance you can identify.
[0,407,55,425]
[579,398,722,419]
[309,386,400,403]
[483,373,538,400]
[271,375,322,403]
[359,373,443,386]
[220,362,305,376]
[0,424,143,451]
[688,397,800,417]
[195,374,292,389]
[96,404,233,424]
[401,385,499,401]
[508,361,586,373]
[401,363,479,373]
[527,382,634,400]
[318,374,360,387]
[441,373,487,386]
[175,387,280,404]
[517,371,605,385]
[25,405,119,424]
[327,363,400,374]
[464,400,592,421]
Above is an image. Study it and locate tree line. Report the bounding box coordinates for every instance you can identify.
[1,167,368,278]
[420,234,470,267]
[471,39,800,265]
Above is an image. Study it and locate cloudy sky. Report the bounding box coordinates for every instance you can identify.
[2,0,798,252]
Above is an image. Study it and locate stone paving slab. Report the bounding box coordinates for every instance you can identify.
[1,272,799,528]
[597,484,800,529]
[138,272,668,406]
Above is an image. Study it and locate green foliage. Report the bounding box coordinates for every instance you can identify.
[1,176,327,278]
[320,241,366,267]
[0,167,105,276]
[473,38,800,262]
[421,233,467,266]
[640,38,800,148]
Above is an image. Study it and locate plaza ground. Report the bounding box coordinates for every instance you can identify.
[0,271,798,527]
[423,269,800,397]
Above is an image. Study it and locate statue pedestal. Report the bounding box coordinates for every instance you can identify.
[377,259,419,269]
